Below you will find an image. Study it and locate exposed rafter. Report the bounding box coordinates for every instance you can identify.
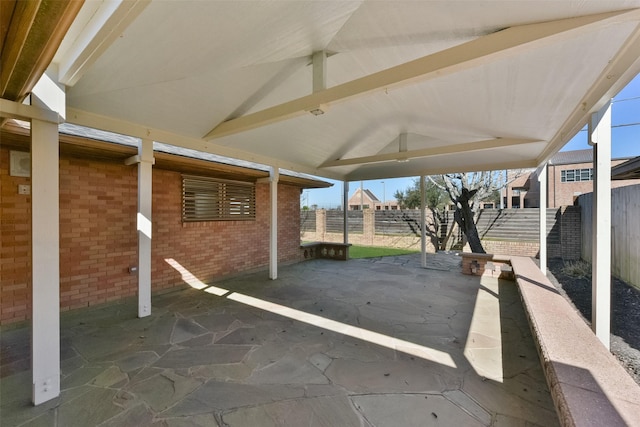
[203,9,638,141]
[57,0,150,87]
[321,138,538,168]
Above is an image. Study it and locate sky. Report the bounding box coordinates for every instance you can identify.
[303,74,640,209]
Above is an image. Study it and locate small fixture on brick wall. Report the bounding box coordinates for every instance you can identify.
[129,266,138,274]
[470,260,480,274]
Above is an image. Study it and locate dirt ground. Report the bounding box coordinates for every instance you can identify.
[546,258,640,386]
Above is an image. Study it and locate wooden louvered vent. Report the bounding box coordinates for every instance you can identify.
[182,175,255,222]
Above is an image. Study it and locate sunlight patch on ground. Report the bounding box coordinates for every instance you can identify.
[166,258,456,368]
[464,276,503,382]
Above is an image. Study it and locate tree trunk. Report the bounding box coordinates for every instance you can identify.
[454,189,486,254]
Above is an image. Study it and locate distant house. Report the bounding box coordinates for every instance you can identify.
[347,188,399,210]
[502,149,640,209]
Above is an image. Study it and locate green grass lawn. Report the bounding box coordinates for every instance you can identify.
[348,245,419,259]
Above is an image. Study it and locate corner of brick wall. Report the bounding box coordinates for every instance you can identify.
[560,205,581,260]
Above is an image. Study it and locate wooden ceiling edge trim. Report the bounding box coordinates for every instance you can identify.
[0,0,40,96]
[18,0,85,101]
[539,22,640,166]
[1,0,84,100]
[204,9,639,141]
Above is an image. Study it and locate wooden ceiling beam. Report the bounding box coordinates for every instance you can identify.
[203,9,639,141]
[320,138,538,168]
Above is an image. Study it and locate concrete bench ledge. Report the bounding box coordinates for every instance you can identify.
[461,252,514,280]
[301,242,351,260]
[510,256,640,427]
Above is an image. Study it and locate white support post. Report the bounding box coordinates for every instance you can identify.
[30,67,65,406]
[343,181,349,244]
[589,100,612,349]
[31,118,61,405]
[137,139,154,318]
[270,167,279,280]
[420,176,427,268]
[538,164,548,275]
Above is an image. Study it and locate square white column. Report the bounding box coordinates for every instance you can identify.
[269,167,279,280]
[343,181,349,244]
[538,164,548,275]
[31,118,60,405]
[137,139,153,317]
[589,100,612,349]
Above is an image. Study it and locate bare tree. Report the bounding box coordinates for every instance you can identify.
[429,170,524,253]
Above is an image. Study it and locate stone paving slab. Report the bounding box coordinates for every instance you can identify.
[0,253,558,426]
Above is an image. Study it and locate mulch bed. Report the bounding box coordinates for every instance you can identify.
[546,258,640,386]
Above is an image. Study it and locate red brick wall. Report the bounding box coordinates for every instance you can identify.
[548,161,640,208]
[59,157,138,311]
[1,149,32,323]
[0,147,303,324]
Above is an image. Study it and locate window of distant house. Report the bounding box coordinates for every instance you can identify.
[182,175,255,221]
[561,168,593,183]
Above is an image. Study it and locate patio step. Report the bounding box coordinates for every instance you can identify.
[511,256,640,427]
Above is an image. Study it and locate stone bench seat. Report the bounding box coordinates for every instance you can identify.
[510,256,640,427]
[301,242,351,260]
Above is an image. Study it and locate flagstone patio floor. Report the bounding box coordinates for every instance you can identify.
[0,253,559,426]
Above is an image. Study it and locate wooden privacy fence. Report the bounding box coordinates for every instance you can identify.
[300,207,581,259]
[578,184,640,289]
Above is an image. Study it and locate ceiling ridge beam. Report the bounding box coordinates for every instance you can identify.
[320,138,538,167]
[66,107,345,181]
[203,8,640,141]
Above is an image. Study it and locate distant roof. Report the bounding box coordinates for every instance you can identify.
[612,156,640,180]
[364,189,380,202]
[510,173,530,189]
[549,149,634,166]
[549,149,593,165]
[58,123,330,186]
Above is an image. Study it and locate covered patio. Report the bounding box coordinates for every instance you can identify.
[3,1,640,423]
[1,253,558,426]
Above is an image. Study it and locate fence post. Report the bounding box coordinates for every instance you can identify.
[364,209,375,245]
[317,209,326,241]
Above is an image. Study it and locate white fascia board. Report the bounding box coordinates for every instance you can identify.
[66,107,345,181]
[57,0,150,87]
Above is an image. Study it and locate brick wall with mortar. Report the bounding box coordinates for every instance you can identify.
[1,149,32,324]
[0,147,303,325]
[547,160,640,208]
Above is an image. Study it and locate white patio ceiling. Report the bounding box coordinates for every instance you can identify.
[54,1,640,181]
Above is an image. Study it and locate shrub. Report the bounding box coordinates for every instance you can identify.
[561,260,591,279]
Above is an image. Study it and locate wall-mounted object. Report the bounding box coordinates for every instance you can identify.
[10,151,30,177]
